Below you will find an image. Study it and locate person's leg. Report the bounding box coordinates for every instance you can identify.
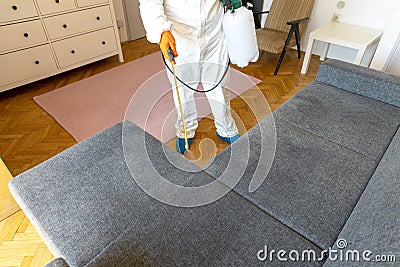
[170,84,198,139]
[166,58,199,152]
[204,84,240,141]
[201,44,239,142]
[200,7,240,143]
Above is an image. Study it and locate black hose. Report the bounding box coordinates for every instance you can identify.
[161,52,230,93]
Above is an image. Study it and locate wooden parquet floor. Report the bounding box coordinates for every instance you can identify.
[0,38,321,266]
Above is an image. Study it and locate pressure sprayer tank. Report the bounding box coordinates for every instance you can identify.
[222,6,259,68]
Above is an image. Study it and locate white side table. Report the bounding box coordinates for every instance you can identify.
[301,22,383,74]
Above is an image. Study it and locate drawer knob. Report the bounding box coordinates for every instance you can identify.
[55,0,60,3]
[96,16,101,20]
[102,41,106,45]
[12,5,18,10]
[24,33,29,38]
[71,50,75,54]
[35,60,40,65]
[63,24,68,28]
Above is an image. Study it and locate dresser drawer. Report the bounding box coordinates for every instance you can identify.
[43,6,113,40]
[0,20,48,54]
[76,0,108,8]
[0,0,38,23]
[52,27,117,68]
[0,45,57,87]
[36,0,76,15]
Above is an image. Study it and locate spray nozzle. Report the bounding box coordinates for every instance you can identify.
[222,0,242,13]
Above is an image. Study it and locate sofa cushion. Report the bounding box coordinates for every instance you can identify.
[316,59,400,108]
[323,127,400,266]
[86,190,323,267]
[274,81,400,162]
[44,258,70,267]
[9,120,326,266]
[205,117,377,249]
[9,121,214,267]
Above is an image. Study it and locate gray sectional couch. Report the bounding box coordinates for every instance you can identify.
[9,60,400,266]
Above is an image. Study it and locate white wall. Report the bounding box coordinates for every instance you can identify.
[386,34,400,75]
[302,0,399,70]
[260,0,273,26]
[112,0,128,42]
[370,1,400,71]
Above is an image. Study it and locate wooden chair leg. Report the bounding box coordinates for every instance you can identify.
[294,26,301,59]
[274,28,295,75]
[274,49,287,75]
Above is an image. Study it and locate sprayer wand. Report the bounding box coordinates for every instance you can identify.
[167,49,189,151]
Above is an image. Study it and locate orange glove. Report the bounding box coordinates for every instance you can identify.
[159,31,178,64]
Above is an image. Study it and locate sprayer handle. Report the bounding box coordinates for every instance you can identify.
[167,48,175,62]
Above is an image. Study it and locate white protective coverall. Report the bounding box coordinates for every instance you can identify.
[139,0,239,139]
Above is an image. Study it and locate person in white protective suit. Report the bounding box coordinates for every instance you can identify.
[139,0,240,154]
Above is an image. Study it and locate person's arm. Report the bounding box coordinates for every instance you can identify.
[138,0,172,44]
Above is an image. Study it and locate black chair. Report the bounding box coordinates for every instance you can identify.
[249,0,315,75]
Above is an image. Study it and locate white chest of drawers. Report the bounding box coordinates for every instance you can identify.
[0,0,123,92]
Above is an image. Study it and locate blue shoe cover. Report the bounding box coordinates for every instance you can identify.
[216,132,240,144]
[176,137,194,154]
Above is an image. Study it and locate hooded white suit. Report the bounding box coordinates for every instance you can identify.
[139,0,239,139]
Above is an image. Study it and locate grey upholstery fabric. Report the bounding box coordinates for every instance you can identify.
[323,128,400,267]
[43,258,70,267]
[274,81,400,162]
[316,59,400,108]
[87,191,323,267]
[8,122,213,267]
[9,121,324,267]
[205,117,377,250]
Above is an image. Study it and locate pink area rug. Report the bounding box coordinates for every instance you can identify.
[34,52,261,143]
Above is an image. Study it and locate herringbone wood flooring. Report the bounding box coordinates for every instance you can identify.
[0,38,321,266]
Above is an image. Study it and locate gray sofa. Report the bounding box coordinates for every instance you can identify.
[9,60,400,266]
